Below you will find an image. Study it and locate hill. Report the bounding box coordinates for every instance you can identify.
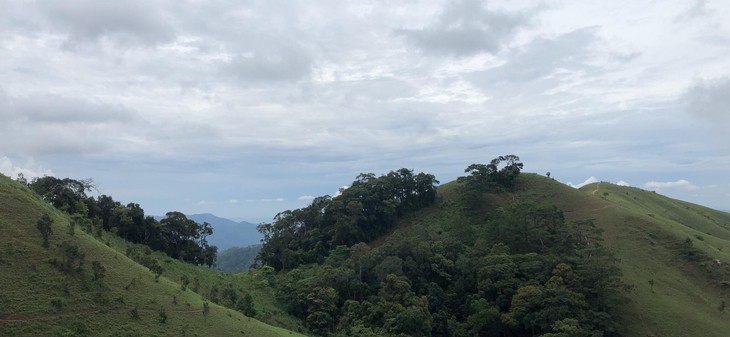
[417,174,730,336]
[217,244,262,273]
[187,213,262,250]
[253,165,730,337]
[0,174,306,337]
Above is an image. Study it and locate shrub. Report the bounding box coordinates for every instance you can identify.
[129,306,140,320]
[36,214,53,248]
[92,261,106,281]
[158,307,168,323]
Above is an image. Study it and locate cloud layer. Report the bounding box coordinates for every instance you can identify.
[1,0,729,219]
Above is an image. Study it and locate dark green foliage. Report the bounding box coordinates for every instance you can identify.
[50,297,67,310]
[216,245,261,272]
[457,154,523,210]
[92,261,106,281]
[203,301,210,321]
[129,306,140,320]
[60,241,85,273]
[256,168,438,271]
[28,176,94,214]
[159,307,168,323]
[27,175,218,267]
[181,275,190,291]
[261,161,627,337]
[149,259,163,282]
[236,292,257,317]
[36,214,53,248]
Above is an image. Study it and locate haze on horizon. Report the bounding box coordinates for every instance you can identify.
[1,0,729,222]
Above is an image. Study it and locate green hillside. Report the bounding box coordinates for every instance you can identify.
[251,164,730,337]
[0,174,306,337]
[4,165,730,337]
[575,180,730,336]
[399,174,730,336]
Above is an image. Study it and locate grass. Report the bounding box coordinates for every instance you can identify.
[4,170,730,336]
[0,174,307,337]
[377,173,730,337]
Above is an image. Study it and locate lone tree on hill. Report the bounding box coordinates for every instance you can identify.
[36,214,53,248]
[202,301,210,321]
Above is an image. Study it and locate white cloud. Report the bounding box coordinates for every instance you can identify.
[0,156,54,179]
[248,198,285,203]
[1,0,730,218]
[644,179,699,190]
[196,200,215,205]
[333,186,350,197]
[228,199,238,203]
[566,176,598,189]
[297,195,315,201]
[616,180,631,186]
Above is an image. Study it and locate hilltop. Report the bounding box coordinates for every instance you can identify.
[399,174,730,336]
[251,160,730,337]
[3,160,730,337]
[0,174,306,337]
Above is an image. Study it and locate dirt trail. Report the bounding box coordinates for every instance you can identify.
[591,182,601,195]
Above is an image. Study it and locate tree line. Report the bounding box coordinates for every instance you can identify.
[257,156,629,336]
[256,168,439,271]
[24,175,216,266]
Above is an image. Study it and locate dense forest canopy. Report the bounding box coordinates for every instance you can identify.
[256,156,629,337]
[256,168,439,271]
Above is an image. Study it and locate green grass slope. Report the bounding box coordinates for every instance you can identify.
[0,174,307,337]
[381,173,730,337]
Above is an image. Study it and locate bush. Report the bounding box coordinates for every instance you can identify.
[36,214,53,248]
[92,261,106,281]
[50,297,67,310]
[129,306,140,320]
[158,307,168,323]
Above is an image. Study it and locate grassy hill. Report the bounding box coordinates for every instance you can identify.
[382,173,730,337]
[4,168,730,337]
[0,174,307,337]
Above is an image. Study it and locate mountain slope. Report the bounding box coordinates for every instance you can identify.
[388,174,730,337]
[216,244,261,272]
[0,174,305,337]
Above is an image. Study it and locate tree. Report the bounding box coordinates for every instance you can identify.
[36,214,53,248]
[148,259,163,282]
[236,293,257,317]
[158,307,168,323]
[29,176,94,214]
[60,241,85,273]
[457,155,524,209]
[92,261,106,281]
[202,301,210,321]
[159,212,217,265]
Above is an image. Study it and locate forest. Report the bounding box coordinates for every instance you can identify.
[19,155,629,336]
[255,155,629,336]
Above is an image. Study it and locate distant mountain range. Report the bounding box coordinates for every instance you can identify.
[154,213,263,250]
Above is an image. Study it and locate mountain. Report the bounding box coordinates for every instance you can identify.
[456,176,730,336]
[187,213,263,250]
[216,244,262,273]
[0,174,305,337]
[254,171,730,337]
[5,165,730,337]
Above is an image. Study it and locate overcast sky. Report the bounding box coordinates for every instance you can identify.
[1,0,729,222]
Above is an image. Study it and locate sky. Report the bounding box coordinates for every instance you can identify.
[1,0,729,223]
